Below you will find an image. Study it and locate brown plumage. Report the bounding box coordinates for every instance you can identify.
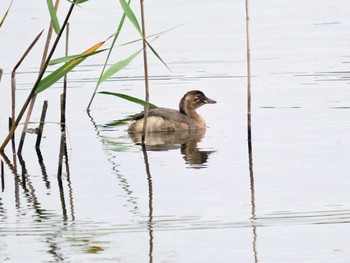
[128,90,216,133]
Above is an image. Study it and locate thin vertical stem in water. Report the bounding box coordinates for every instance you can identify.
[245,2,257,262]
[0,1,76,152]
[140,0,150,142]
[11,30,44,126]
[35,100,48,149]
[1,160,4,192]
[17,96,36,155]
[9,118,17,166]
[18,0,60,153]
[245,0,252,142]
[11,73,16,122]
[245,0,255,215]
[60,94,65,132]
[61,23,69,131]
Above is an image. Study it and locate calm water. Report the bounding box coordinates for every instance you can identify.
[1,1,350,262]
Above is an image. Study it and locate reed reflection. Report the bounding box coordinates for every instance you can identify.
[248,138,258,263]
[1,160,4,192]
[0,130,75,222]
[0,161,5,219]
[88,113,140,214]
[141,143,154,263]
[0,152,20,208]
[17,153,49,219]
[36,148,51,190]
[0,197,5,220]
[2,150,46,218]
[57,131,75,221]
[129,129,215,168]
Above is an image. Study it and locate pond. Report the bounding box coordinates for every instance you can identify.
[1,0,350,262]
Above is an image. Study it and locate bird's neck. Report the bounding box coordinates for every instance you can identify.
[180,105,205,128]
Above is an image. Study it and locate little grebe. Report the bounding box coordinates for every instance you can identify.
[128,90,216,133]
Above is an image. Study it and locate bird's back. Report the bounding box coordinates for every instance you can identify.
[128,108,200,133]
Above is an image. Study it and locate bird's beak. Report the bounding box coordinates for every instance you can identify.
[204,97,217,104]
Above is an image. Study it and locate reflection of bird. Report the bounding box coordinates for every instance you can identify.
[181,137,214,168]
[128,90,216,133]
[129,128,205,149]
[128,127,215,168]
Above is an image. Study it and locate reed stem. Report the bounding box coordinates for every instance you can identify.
[8,118,17,166]
[11,30,44,124]
[61,22,69,131]
[245,0,252,142]
[35,100,48,149]
[140,0,150,143]
[18,0,61,153]
[0,1,76,152]
[1,160,4,192]
[17,96,37,154]
[86,0,131,112]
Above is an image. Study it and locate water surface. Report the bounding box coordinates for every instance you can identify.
[0,0,350,262]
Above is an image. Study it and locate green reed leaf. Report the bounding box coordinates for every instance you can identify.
[146,41,169,70]
[0,0,13,28]
[46,0,60,34]
[119,0,142,34]
[74,0,89,3]
[67,0,89,5]
[86,0,131,111]
[36,50,106,94]
[49,49,107,65]
[98,49,141,84]
[119,0,169,70]
[99,91,157,109]
[36,61,80,94]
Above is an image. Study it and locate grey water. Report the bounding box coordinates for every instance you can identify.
[0,0,350,262]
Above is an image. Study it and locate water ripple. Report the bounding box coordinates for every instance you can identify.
[2,209,349,236]
[255,209,350,226]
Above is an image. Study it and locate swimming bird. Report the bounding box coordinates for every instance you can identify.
[128,90,216,133]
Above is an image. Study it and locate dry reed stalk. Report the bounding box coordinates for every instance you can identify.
[17,98,36,154]
[10,30,44,155]
[140,0,150,143]
[9,117,17,166]
[35,101,48,149]
[245,0,252,143]
[0,1,75,152]
[1,160,4,192]
[18,0,61,153]
[60,94,65,131]
[245,3,257,261]
[61,22,69,131]
[11,30,44,122]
